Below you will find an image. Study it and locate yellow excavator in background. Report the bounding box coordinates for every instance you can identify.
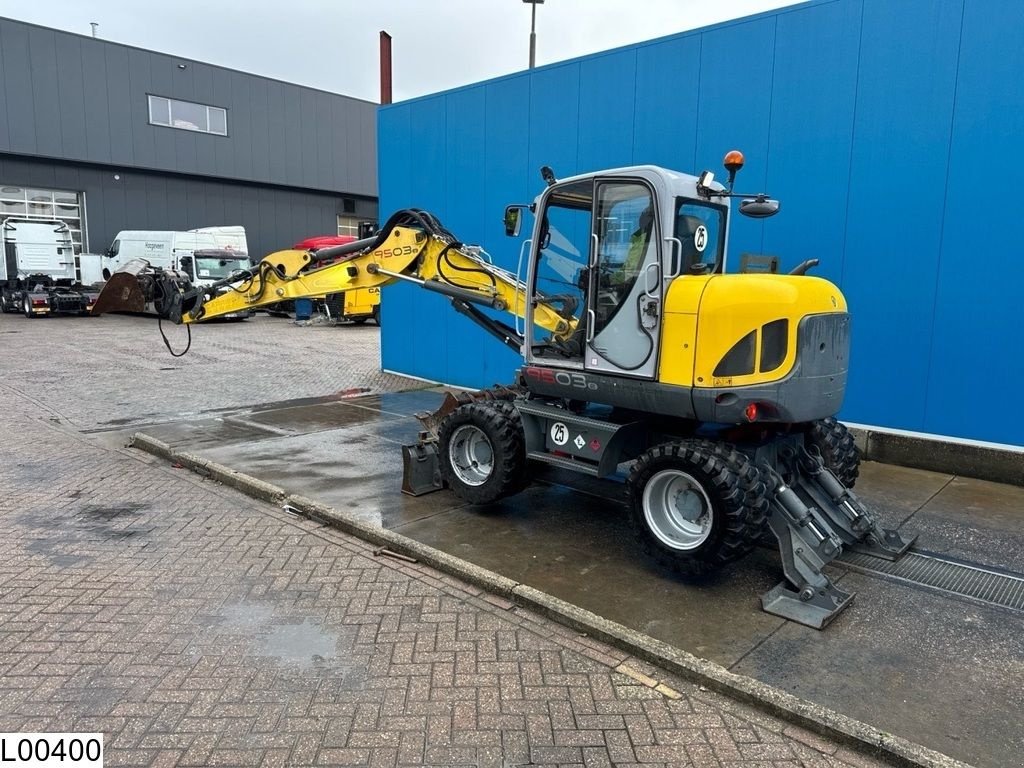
[93,151,915,628]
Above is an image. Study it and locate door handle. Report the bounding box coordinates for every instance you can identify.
[644,261,661,296]
[663,236,683,278]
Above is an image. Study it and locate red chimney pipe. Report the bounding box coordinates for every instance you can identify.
[380,31,393,105]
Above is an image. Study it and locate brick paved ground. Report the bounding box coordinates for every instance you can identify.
[0,313,417,431]
[0,316,891,767]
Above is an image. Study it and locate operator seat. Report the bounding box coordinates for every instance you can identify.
[676,214,706,274]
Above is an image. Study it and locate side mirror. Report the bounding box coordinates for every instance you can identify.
[739,197,781,219]
[504,206,523,237]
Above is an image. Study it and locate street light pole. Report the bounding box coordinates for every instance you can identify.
[522,0,545,69]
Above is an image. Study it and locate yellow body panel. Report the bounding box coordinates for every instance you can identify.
[658,313,699,386]
[344,287,379,317]
[659,274,847,388]
[657,276,711,387]
[266,249,313,278]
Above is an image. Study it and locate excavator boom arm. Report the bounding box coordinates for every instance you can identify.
[182,225,425,322]
[123,210,576,346]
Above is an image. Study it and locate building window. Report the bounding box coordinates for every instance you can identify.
[338,216,377,239]
[337,216,360,237]
[148,95,228,136]
[0,185,86,254]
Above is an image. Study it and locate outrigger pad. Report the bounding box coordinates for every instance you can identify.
[761,581,855,630]
[401,438,443,496]
[849,527,917,562]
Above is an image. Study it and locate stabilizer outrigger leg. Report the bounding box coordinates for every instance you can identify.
[761,444,921,630]
[794,446,916,560]
[759,445,916,629]
[760,464,854,629]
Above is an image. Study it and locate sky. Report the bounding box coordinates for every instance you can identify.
[0,0,797,102]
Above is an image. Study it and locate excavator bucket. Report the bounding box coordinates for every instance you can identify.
[91,270,148,315]
[91,259,194,319]
[401,437,443,496]
[91,259,161,315]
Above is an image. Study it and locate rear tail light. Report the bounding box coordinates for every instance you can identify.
[744,402,759,422]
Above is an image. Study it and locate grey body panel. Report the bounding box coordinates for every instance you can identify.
[520,366,698,419]
[515,400,647,478]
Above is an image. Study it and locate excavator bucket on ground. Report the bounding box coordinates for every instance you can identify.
[91,259,191,318]
[91,271,147,314]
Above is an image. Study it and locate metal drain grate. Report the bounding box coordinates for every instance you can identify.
[838,550,1024,612]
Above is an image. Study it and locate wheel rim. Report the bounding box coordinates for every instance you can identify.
[642,469,713,550]
[448,424,494,487]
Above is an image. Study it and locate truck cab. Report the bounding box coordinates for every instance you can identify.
[0,219,98,316]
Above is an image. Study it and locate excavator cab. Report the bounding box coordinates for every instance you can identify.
[522,166,728,381]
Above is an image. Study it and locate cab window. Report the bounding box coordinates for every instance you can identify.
[593,183,656,338]
[674,199,726,274]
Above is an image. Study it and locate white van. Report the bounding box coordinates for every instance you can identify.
[102,226,250,288]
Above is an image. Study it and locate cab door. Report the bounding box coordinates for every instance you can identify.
[585,180,662,378]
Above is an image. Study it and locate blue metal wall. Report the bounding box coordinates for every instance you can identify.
[379,0,1024,447]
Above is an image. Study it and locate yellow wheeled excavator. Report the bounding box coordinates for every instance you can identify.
[93,151,915,628]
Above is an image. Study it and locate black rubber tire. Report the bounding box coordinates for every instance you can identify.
[22,294,34,319]
[352,317,368,326]
[0,292,10,314]
[372,305,381,326]
[704,442,770,538]
[626,440,767,576]
[807,417,860,488]
[438,400,527,504]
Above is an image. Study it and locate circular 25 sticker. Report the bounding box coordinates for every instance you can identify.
[549,422,569,446]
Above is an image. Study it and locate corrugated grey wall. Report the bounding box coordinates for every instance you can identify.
[0,155,376,260]
[0,16,377,197]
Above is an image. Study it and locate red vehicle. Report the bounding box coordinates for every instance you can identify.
[284,235,379,325]
[292,235,358,256]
